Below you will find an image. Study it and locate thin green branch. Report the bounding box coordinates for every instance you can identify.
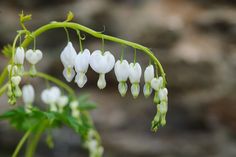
[12,129,32,157]
[0,83,8,96]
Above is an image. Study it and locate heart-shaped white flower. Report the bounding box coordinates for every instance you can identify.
[90,50,115,89]
[143,65,154,97]
[22,84,35,105]
[129,63,142,84]
[151,77,163,91]
[14,47,25,65]
[26,49,43,65]
[158,88,168,102]
[129,62,142,98]
[144,65,154,83]
[74,49,90,88]
[41,86,61,112]
[11,76,21,86]
[60,42,77,82]
[114,60,130,82]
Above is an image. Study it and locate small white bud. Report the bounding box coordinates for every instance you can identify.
[151,77,163,91]
[22,84,35,105]
[14,47,25,65]
[118,82,128,97]
[11,76,21,86]
[131,83,140,98]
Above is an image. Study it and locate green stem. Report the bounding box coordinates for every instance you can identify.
[25,120,48,157]
[23,72,75,96]
[12,129,32,157]
[0,83,8,96]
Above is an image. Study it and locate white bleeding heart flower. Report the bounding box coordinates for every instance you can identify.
[74,49,90,88]
[11,76,21,86]
[8,65,18,76]
[129,62,142,98]
[115,60,130,96]
[129,63,142,84]
[14,47,25,65]
[90,50,115,89]
[151,77,163,91]
[114,60,130,82]
[158,88,168,102]
[26,49,43,65]
[144,65,154,83]
[143,65,154,97]
[41,86,61,111]
[22,84,35,105]
[60,42,77,82]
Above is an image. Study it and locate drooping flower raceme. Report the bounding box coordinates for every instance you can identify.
[60,42,77,82]
[14,47,25,75]
[90,50,115,89]
[22,84,35,113]
[129,62,142,98]
[26,49,43,75]
[156,88,168,126]
[143,65,154,97]
[41,86,61,112]
[114,60,130,97]
[74,49,90,88]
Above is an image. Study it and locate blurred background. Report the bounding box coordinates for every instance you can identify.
[0,0,236,157]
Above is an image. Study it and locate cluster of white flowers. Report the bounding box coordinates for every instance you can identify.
[7,47,43,104]
[60,42,168,99]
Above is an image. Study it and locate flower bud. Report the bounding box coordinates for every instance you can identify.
[11,76,21,86]
[143,83,152,98]
[151,77,163,91]
[14,47,25,65]
[97,74,106,89]
[26,49,43,65]
[22,84,35,105]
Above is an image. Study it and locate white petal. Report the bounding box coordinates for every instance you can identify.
[129,63,142,83]
[57,96,68,108]
[41,86,61,105]
[60,42,77,68]
[41,89,50,104]
[114,60,130,82]
[22,84,35,104]
[75,72,87,88]
[75,49,90,73]
[14,47,25,64]
[63,67,75,82]
[144,65,154,82]
[158,88,168,101]
[26,49,43,65]
[151,77,163,91]
[90,50,115,74]
[97,73,106,89]
[143,83,152,98]
[118,82,128,97]
[50,86,61,103]
[11,76,21,86]
[131,83,140,98]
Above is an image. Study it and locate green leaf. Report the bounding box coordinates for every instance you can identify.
[1,44,13,57]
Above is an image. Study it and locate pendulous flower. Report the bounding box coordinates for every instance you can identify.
[74,49,90,88]
[143,65,154,98]
[60,42,77,82]
[57,95,69,113]
[151,76,163,103]
[14,47,25,65]
[129,62,142,98]
[22,84,35,113]
[90,50,115,89]
[26,49,43,75]
[41,86,61,112]
[114,60,130,97]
